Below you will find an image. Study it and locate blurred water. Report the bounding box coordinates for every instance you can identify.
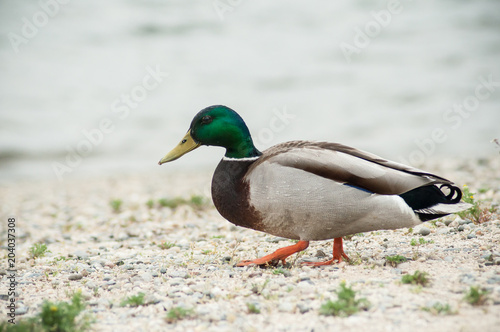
[0,0,499,182]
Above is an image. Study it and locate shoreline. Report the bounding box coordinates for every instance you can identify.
[1,156,499,331]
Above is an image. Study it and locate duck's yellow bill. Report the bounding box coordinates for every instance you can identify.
[158,130,201,165]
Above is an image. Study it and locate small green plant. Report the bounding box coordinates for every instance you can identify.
[30,243,50,259]
[158,197,184,209]
[464,286,489,306]
[3,292,93,332]
[146,199,155,209]
[319,282,369,317]
[272,267,286,275]
[110,199,123,213]
[158,242,176,250]
[420,237,433,244]
[457,185,492,223]
[120,292,146,307]
[246,302,261,314]
[402,271,430,287]
[189,195,207,208]
[410,237,433,247]
[201,250,212,255]
[165,307,194,323]
[212,235,225,239]
[478,187,488,194]
[421,302,456,315]
[385,255,407,267]
[158,195,210,211]
[54,256,70,262]
[347,252,363,266]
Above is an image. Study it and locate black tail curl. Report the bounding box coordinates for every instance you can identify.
[399,183,463,222]
[439,184,462,203]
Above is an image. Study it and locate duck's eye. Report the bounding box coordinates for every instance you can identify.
[201,115,213,124]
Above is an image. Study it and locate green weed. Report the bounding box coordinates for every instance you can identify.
[120,293,146,307]
[212,235,225,239]
[411,237,434,246]
[421,302,456,315]
[246,303,261,314]
[464,286,489,306]
[189,195,207,208]
[1,292,93,332]
[319,282,369,317]
[30,243,50,259]
[158,242,176,250]
[457,185,493,223]
[402,271,430,287]
[272,267,287,275]
[165,307,194,323]
[158,197,184,209]
[110,199,123,213]
[158,195,210,211]
[385,255,407,267]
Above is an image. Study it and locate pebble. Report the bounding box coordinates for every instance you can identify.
[74,250,89,260]
[86,281,97,289]
[16,307,28,315]
[458,225,465,232]
[139,272,153,283]
[460,274,476,284]
[467,234,477,239]
[278,302,295,313]
[297,302,310,313]
[315,250,327,258]
[68,274,83,281]
[419,227,431,236]
[487,276,500,284]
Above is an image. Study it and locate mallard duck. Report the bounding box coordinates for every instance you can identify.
[158,105,471,266]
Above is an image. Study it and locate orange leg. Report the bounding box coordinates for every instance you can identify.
[302,237,350,267]
[236,240,309,267]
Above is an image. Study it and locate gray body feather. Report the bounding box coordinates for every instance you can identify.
[240,142,467,240]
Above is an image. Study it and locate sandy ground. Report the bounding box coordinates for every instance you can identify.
[1,157,500,331]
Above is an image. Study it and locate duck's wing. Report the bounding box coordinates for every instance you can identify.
[250,141,453,195]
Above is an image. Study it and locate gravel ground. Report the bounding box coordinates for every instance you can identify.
[1,157,500,332]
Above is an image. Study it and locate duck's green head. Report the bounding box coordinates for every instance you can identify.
[158,105,261,164]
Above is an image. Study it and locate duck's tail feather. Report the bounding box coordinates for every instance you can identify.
[399,184,472,222]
